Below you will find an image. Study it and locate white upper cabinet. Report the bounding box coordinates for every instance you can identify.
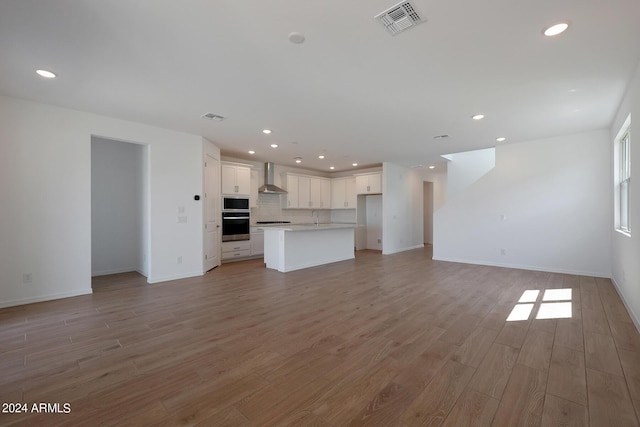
[319,179,331,209]
[250,169,261,207]
[299,176,311,208]
[284,173,300,208]
[331,177,356,209]
[282,173,331,209]
[221,163,251,195]
[355,172,382,195]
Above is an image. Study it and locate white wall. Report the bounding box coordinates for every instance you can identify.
[91,137,144,276]
[611,60,640,327]
[381,162,424,254]
[423,182,433,244]
[0,95,206,308]
[433,130,612,277]
[446,148,496,199]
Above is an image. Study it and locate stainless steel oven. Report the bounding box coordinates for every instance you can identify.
[222,210,250,242]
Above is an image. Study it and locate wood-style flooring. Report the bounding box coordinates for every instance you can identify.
[1,247,639,426]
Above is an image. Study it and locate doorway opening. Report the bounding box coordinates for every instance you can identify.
[355,194,382,251]
[91,136,149,291]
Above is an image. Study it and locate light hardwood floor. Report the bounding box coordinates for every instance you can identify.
[1,247,639,426]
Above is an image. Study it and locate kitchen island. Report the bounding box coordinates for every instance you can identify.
[260,224,355,273]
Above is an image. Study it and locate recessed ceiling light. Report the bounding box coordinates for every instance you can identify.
[36,69,56,79]
[352,163,358,167]
[248,150,256,154]
[294,157,302,164]
[496,137,506,142]
[329,166,335,170]
[262,129,272,134]
[318,155,325,159]
[270,144,278,148]
[472,114,485,120]
[288,32,305,44]
[429,166,435,169]
[543,22,569,37]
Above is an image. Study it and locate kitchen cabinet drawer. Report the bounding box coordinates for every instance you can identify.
[222,248,251,260]
[222,240,251,261]
[222,241,251,253]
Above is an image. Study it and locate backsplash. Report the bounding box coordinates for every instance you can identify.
[251,193,355,224]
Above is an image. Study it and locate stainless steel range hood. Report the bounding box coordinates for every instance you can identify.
[258,162,287,194]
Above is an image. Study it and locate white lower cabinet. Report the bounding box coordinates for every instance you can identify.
[221,240,251,261]
[251,230,264,256]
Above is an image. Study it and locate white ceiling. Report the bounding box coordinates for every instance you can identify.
[1,0,639,172]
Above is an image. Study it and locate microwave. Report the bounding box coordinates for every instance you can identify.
[223,196,250,211]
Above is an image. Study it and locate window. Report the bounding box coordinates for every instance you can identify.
[618,118,631,234]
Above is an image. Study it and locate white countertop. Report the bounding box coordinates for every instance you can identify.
[257,223,356,232]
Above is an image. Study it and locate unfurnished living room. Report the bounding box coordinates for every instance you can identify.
[1,1,640,426]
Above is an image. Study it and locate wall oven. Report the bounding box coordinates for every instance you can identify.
[222,197,250,242]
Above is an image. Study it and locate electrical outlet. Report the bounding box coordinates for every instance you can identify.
[22,273,32,284]
[177,256,182,264]
[377,239,382,244]
[500,249,506,255]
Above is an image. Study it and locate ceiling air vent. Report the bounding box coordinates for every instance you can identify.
[200,112,225,121]
[375,1,424,36]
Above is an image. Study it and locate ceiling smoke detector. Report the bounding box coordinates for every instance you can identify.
[375,1,425,36]
[200,112,224,121]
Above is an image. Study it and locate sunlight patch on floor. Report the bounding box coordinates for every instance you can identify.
[507,288,573,321]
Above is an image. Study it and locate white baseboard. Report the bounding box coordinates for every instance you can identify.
[0,288,92,309]
[611,276,640,333]
[382,244,425,255]
[431,256,610,278]
[91,267,138,277]
[147,271,203,284]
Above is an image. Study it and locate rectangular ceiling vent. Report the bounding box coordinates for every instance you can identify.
[201,112,225,121]
[375,1,424,36]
